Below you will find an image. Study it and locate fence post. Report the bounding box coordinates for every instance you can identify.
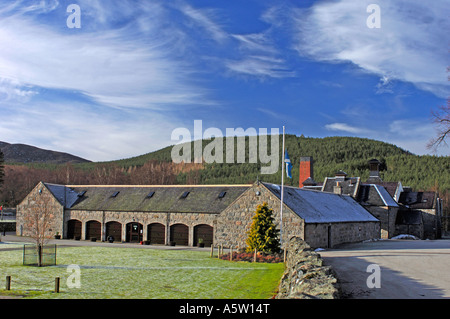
[5,276,11,290]
[229,246,233,261]
[55,277,60,293]
[253,248,257,262]
[210,244,214,258]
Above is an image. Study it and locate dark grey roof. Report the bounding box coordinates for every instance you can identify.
[44,183,80,209]
[357,184,398,207]
[321,176,360,197]
[398,191,436,209]
[47,184,251,213]
[262,182,378,223]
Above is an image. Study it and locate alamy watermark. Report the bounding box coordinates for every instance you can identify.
[66,4,81,29]
[366,264,381,288]
[171,120,280,175]
[366,4,381,29]
[66,264,81,289]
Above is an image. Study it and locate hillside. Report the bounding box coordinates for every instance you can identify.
[170,135,449,192]
[0,141,91,164]
[91,134,448,193]
[0,136,448,208]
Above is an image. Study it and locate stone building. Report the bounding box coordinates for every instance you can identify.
[396,190,443,239]
[301,157,442,239]
[17,180,380,249]
[216,182,379,248]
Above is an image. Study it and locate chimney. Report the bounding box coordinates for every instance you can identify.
[333,181,343,195]
[367,158,383,183]
[299,156,315,188]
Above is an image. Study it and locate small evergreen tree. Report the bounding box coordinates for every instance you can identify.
[246,202,280,254]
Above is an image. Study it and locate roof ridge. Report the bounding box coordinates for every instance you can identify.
[65,184,253,188]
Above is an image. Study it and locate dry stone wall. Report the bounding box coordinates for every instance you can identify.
[276,237,340,299]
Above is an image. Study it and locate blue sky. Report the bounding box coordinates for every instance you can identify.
[0,0,448,161]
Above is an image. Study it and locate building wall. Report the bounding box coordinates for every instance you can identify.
[215,183,304,248]
[64,209,216,245]
[420,208,439,239]
[364,206,397,239]
[16,182,64,238]
[304,221,380,248]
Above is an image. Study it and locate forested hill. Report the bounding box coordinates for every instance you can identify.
[108,135,448,193]
[0,135,448,207]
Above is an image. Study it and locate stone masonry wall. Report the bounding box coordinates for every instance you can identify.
[364,206,397,239]
[215,183,304,248]
[16,182,64,238]
[65,209,216,245]
[276,237,340,299]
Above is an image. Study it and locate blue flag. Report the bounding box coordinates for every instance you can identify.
[285,149,292,179]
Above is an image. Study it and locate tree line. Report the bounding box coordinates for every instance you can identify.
[0,136,448,215]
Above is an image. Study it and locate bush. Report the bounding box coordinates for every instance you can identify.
[219,250,283,263]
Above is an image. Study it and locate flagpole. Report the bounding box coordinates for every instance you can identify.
[280,126,285,248]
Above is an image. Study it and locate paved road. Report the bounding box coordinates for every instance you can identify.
[319,239,450,299]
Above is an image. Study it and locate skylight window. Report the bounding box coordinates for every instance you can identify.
[218,191,227,199]
[111,191,120,198]
[147,191,155,198]
[77,190,87,197]
[180,191,190,199]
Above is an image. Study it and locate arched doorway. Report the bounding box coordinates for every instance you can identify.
[126,222,143,243]
[106,221,122,242]
[170,224,189,246]
[86,220,101,240]
[194,224,213,247]
[67,219,82,239]
[147,223,165,245]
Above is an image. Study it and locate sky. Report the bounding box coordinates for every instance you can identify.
[0,0,448,161]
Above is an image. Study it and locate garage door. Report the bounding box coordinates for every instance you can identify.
[170,224,189,246]
[86,220,101,240]
[106,221,122,242]
[148,223,165,245]
[194,224,213,247]
[67,219,82,239]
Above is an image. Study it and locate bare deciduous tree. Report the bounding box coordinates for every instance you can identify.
[22,188,55,266]
[428,101,450,151]
[428,67,450,151]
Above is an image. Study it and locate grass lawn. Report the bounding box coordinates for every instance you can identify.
[0,245,284,299]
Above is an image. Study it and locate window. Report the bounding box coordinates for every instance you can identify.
[111,191,120,198]
[218,191,226,199]
[77,190,87,197]
[147,191,155,198]
[180,191,190,199]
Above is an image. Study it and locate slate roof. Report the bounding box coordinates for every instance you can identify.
[262,182,378,223]
[321,176,360,197]
[398,191,436,209]
[44,183,81,209]
[357,184,399,207]
[44,183,251,214]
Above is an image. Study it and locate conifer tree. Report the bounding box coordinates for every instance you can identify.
[246,202,280,254]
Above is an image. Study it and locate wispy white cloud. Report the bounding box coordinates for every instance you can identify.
[0,100,186,161]
[291,0,449,98]
[0,1,212,111]
[225,55,295,79]
[176,3,228,44]
[324,120,449,156]
[325,122,370,134]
